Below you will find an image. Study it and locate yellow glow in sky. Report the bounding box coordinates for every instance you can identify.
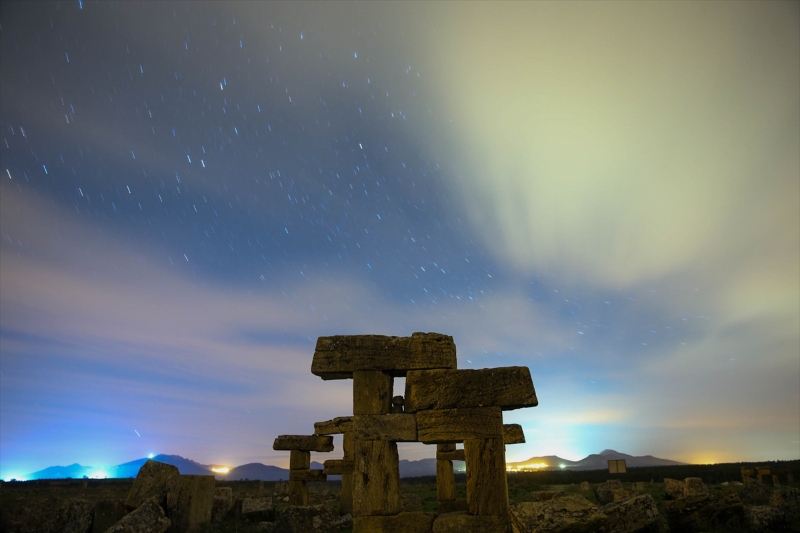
[211,467,230,474]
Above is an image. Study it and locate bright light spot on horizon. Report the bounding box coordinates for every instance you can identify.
[148,454,154,459]
[211,466,230,474]
[3,475,27,482]
[89,471,107,479]
[506,462,549,472]
[560,464,566,469]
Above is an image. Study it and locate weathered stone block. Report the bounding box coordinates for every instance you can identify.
[273,435,334,452]
[353,439,401,516]
[417,407,502,443]
[211,488,233,523]
[465,437,509,516]
[510,496,608,533]
[354,414,418,441]
[593,479,624,505]
[288,480,307,506]
[314,416,354,435]
[436,458,456,503]
[165,474,215,533]
[312,332,457,379]
[664,478,685,500]
[503,424,525,444]
[241,498,273,522]
[92,499,127,533]
[289,450,310,470]
[323,459,354,475]
[601,494,659,533]
[288,469,327,482]
[684,477,708,496]
[125,459,180,510]
[106,496,171,533]
[405,367,536,412]
[340,473,354,516]
[663,489,744,533]
[353,371,393,415]
[272,503,340,532]
[353,511,436,533]
[437,449,465,462]
[53,498,94,533]
[433,511,511,532]
[343,431,355,460]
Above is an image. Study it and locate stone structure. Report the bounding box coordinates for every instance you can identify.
[272,435,333,505]
[741,466,794,485]
[272,331,539,533]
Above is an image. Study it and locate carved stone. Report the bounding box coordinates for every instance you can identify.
[312,332,457,379]
[503,424,525,444]
[289,450,310,470]
[354,371,393,415]
[354,414,418,441]
[314,416,354,435]
[404,367,537,412]
[273,435,334,452]
[417,407,503,443]
[353,439,402,516]
[465,437,509,516]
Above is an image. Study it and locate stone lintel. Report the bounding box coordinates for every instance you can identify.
[405,367,537,412]
[288,469,327,482]
[503,424,525,445]
[416,407,503,444]
[437,449,465,462]
[354,414,418,442]
[311,332,456,380]
[273,435,334,452]
[323,459,354,475]
[314,416,354,435]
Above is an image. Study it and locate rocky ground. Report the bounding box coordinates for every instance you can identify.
[1,475,797,532]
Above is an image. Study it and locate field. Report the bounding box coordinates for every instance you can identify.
[1,460,798,532]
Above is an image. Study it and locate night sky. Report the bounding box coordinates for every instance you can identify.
[1,2,798,480]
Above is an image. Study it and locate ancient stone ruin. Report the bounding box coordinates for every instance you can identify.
[272,332,538,532]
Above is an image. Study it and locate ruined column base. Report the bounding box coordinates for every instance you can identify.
[353,511,436,533]
[432,512,511,533]
[288,480,308,506]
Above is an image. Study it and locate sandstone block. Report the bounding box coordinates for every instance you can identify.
[273,435,334,452]
[663,489,744,533]
[353,371,393,415]
[437,449,465,462]
[353,439,401,516]
[433,511,511,533]
[593,479,624,506]
[436,458,456,503]
[211,488,233,523]
[503,424,525,444]
[311,332,456,379]
[93,499,127,533]
[404,367,537,412]
[343,431,355,460]
[323,459,354,475]
[465,437,509,516]
[416,406,503,443]
[273,503,340,533]
[314,416,354,435]
[354,413,418,441]
[125,460,180,510]
[684,477,708,496]
[664,478,685,500]
[288,480,307,506]
[353,511,435,533]
[165,474,215,533]
[241,498,273,522]
[340,473,354,516]
[289,450,310,470]
[105,496,171,533]
[509,496,607,533]
[288,469,327,482]
[601,494,659,533]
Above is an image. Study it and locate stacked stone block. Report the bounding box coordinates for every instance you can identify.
[304,332,538,533]
[314,416,355,515]
[272,435,332,505]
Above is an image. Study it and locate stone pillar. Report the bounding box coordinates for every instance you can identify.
[289,450,310,506]
[341,431,355,515]
[273,435,332,507]
[436,444,456,503]
[353,370,392,415]
[464,437,509,517]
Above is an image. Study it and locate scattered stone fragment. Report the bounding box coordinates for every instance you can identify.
[92,499,127,533]
[125,460,180,510]
[272,503,340,533]
[530,490,564,502]
[104,496,171,533]
[212,487,234,523]
[741,477,773,505]
[593,479,624,505]
[53,498,94,533]
[683,477,707,496]
[354,511,436,533]
[509,495,608,533]
[663,478,685,501]
[241,498,274,522]
[662,489,744,533]
[433,511,511,533]
[581,481,590,491]
[601,493,659,533]
[314,416,354,435]
[165,474,215,533]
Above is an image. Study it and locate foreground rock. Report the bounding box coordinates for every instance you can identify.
[683,477,707,497]
[356,511,436,532]
[741,478,773,505]
[663,478,684,500]
[165,475,214,533]
[510,494,608,533]
[104,496,171,533]
[601,494,659,533]
[92,500,127,533]
[241,497,274,522]
[593,480,625,506]
[530,491,564,502]
[211,487,233,523]
[125,460,180,510]
[662,489,744,533]
[272,503,340,533]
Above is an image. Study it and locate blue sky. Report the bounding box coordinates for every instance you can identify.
[1,1,798,479]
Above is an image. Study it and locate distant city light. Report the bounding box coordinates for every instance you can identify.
[506,462,549,472]
[148,454,154,459]
[211,467,230,474]
[560,464,566,469]
[89,471,107,479]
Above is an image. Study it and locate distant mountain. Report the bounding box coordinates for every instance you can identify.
[507,449,685,471]
[27,463,96,480]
